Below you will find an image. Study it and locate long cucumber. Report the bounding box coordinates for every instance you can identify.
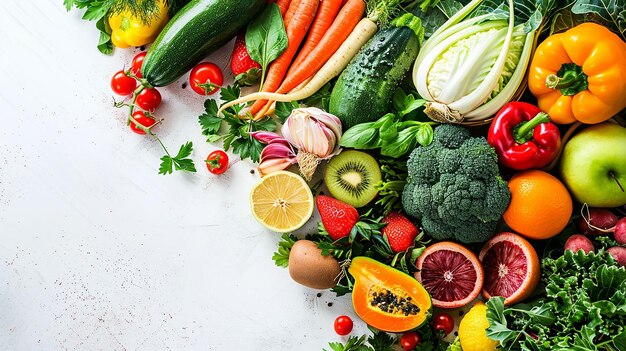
[329,13,424,129]
[142,0,265,87]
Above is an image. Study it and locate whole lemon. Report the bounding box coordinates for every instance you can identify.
[458,301,498,351]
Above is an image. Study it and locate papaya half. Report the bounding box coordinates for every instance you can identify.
[348,256,432,332]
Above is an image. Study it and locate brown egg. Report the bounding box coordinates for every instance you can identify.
[288,240,341,289]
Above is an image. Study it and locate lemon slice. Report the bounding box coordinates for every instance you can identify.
[250,171,314,233]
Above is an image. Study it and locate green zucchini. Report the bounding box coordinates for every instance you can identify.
[329,13,424,129]
[142,0,265,87]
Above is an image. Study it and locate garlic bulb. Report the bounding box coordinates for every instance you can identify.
[281,107,342,181]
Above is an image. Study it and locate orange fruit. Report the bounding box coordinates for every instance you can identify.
[479,232,540,306]
[503,170,572,240]
[415,241,484,309]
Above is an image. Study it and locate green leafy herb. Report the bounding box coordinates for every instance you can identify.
[273,82,333,123]
[340,89,435,158]
[323,332,397,351]
[272,233,297,268]
[65,0,115,54]
[198,85,278,162]
[158,141,197,175]
[486,250,626,351]
[324,335,368,351]
[245,3,288,89]
[198,99,223,142]
[369,157,408,216]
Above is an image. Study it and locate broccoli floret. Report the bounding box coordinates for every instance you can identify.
[401,124,511,243]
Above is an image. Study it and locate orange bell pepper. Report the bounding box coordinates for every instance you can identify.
[528,23,626,124]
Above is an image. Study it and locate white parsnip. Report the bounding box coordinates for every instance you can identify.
[218,18,378,116]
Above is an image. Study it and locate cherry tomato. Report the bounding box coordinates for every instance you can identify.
[111,70,137,96]
[189,62,223,95]
[333,315,353,336]
[400,331,421,351]
[130,111,156,135]
[433,313,454,336]
[205,150,229,175]
[131,52,147,78]
[136,88,162,112]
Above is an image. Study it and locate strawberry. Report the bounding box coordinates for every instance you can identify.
[316,195,359,241]
[382,212,418,253]
[230,34,261,86]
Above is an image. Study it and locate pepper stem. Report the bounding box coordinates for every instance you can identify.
[545,63,588,96]
[514,112,550,144]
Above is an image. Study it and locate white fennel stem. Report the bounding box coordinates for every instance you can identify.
[448,0,516,115]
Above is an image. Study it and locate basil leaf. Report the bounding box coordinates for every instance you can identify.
[95,17,113,54]
[339,123,380,149]
[380,128,418,158]
[572,0,626,40]
[415,123,434,146]
[245,4,288,85]
[379,119,398,142]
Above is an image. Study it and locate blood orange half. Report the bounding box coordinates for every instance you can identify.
[479,232,540,306]
[415,242,484,309]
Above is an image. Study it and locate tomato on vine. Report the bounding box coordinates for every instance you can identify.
[433,313,454,336]
[136,88,162,112]
[111,70,137,96]
[400,331,421,350]
[333,315,353,336]
[189,62,223,95]
[205,150,229,175]
[131,52,147,78]
[130,111,156,135]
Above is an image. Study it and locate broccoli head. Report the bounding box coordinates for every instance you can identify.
[402,124,511,243]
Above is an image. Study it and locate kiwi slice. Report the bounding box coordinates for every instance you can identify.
[324,150,382,208]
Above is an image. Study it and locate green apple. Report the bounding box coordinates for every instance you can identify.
[560,123,626,207]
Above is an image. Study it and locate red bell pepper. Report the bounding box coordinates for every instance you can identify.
[487,102,561,170]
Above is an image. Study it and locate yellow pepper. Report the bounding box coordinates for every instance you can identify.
[108,0,169,48]
[528,22,626,124]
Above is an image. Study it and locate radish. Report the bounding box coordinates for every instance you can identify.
[578,208,618,236]
[564,234,595,254]
[615,218,626,245]
[607,246,626,267]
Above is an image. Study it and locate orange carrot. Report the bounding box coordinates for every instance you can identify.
[276,0,292,15]
[287,0,344,75]
[276,0,365,95]
[250,0,320,116]
[283,0,302,26]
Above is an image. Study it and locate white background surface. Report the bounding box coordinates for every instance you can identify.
[0,1,365,349]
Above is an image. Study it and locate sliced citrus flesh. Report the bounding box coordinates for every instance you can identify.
[479,232,540,306]
[250,171,314,233]
[415,241,484,309]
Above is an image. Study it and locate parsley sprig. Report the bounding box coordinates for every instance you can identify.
[126,113,196,175]
[324,330,397,351]
[198,85,278,163]
[158,141,197,175]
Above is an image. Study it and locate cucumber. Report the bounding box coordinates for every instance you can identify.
[142,0,265,87]
[329,13,424,129]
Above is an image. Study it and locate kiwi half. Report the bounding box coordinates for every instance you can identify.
[324,150,382,208]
